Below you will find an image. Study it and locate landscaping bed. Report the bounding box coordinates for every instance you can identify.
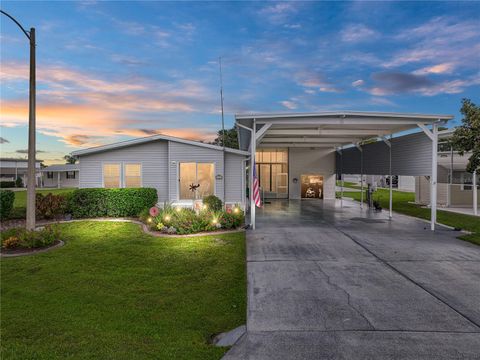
[1,225,62,255]
[139,199,244,236]
[1,221,246,359]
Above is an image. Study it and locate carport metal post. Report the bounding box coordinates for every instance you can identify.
[236,121,255,229]
[251,119,256,229]
[360,145,364,209]
[381,135,393,219]
[389,135,393,219]
[431,124,438,230]
[337,147,344,207]
[417,122,439,231]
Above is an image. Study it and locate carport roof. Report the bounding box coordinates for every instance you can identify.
[236,111,454,151]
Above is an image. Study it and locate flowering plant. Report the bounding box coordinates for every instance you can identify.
[149,207,159,217]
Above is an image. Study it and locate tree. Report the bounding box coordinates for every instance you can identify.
[210,127,239,149]
[450,99,480,173]
[64,154,77,164]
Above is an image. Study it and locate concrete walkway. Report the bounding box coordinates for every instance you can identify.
[224,199,480,359]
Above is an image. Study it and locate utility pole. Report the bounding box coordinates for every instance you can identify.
[1,10,36,230]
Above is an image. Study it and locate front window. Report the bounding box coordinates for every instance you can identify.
[66,171,75,179]
[124,164,141,188]
[103,164,121,188]
[179,162,214,200]
[47,172,54,179]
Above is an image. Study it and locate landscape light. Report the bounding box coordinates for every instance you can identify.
[203,204,208,210]
[176,206,182,212]
[212,218,218,225]
[164,215,171,222]
[233,207,239,213]
[147,217,152,223]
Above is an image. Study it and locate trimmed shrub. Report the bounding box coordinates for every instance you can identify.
[0,181,15,188]
[36,193,68,219]
[203,195,223,211]
[0,190,15,220]
[15,177,23,188]
[69,188,158,218]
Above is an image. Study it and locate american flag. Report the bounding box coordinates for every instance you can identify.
[253,162,261,207]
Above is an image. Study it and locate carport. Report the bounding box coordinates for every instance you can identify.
[235,111,454,230]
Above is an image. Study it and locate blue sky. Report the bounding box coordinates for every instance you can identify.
[1,1,479,164]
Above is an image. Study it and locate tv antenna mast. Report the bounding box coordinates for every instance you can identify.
[219,56,225,148]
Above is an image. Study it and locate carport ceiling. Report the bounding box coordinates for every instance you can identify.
[236,111,454,150]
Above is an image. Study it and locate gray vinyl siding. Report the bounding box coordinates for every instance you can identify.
[337,132,433,176]
[224,153,244,203]
[78,141,169,202]
[168,142,225,202]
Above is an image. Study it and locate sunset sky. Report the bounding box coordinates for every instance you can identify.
[1,1,479,165]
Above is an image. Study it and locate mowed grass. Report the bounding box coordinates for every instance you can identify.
[340,188,480,245]
[10,188,75,218]
[1,222,246,359]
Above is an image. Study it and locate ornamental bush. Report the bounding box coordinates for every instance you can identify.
[203,195,223,211]
[0,181,15,188]
[36,193,68,220]
[0,190,15,220]
[68,188,158,218]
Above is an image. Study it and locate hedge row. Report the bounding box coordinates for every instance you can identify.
[69,188,158,218]
[0,190,15,219]
[0,181,16,188]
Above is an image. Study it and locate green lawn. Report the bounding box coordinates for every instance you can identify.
[1,222,246,359]
[10,188,75,219]
[339,188,480,245]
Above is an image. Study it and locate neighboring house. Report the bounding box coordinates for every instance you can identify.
[0,158,43,187]
[41,164,79,188]
[415,129,479,208]
[342,174,416,192]
[70,134,249,208]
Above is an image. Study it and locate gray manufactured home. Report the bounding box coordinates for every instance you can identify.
[71,134,249,208]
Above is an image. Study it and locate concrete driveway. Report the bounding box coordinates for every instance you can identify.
[224,200,480,359]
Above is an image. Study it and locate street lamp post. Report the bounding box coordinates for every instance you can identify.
[1,10,36,230]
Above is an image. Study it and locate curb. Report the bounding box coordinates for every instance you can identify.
[1,240,65,258]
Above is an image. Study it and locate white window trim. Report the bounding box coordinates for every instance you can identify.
[177,161,216,201]
[123,162,143,188]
